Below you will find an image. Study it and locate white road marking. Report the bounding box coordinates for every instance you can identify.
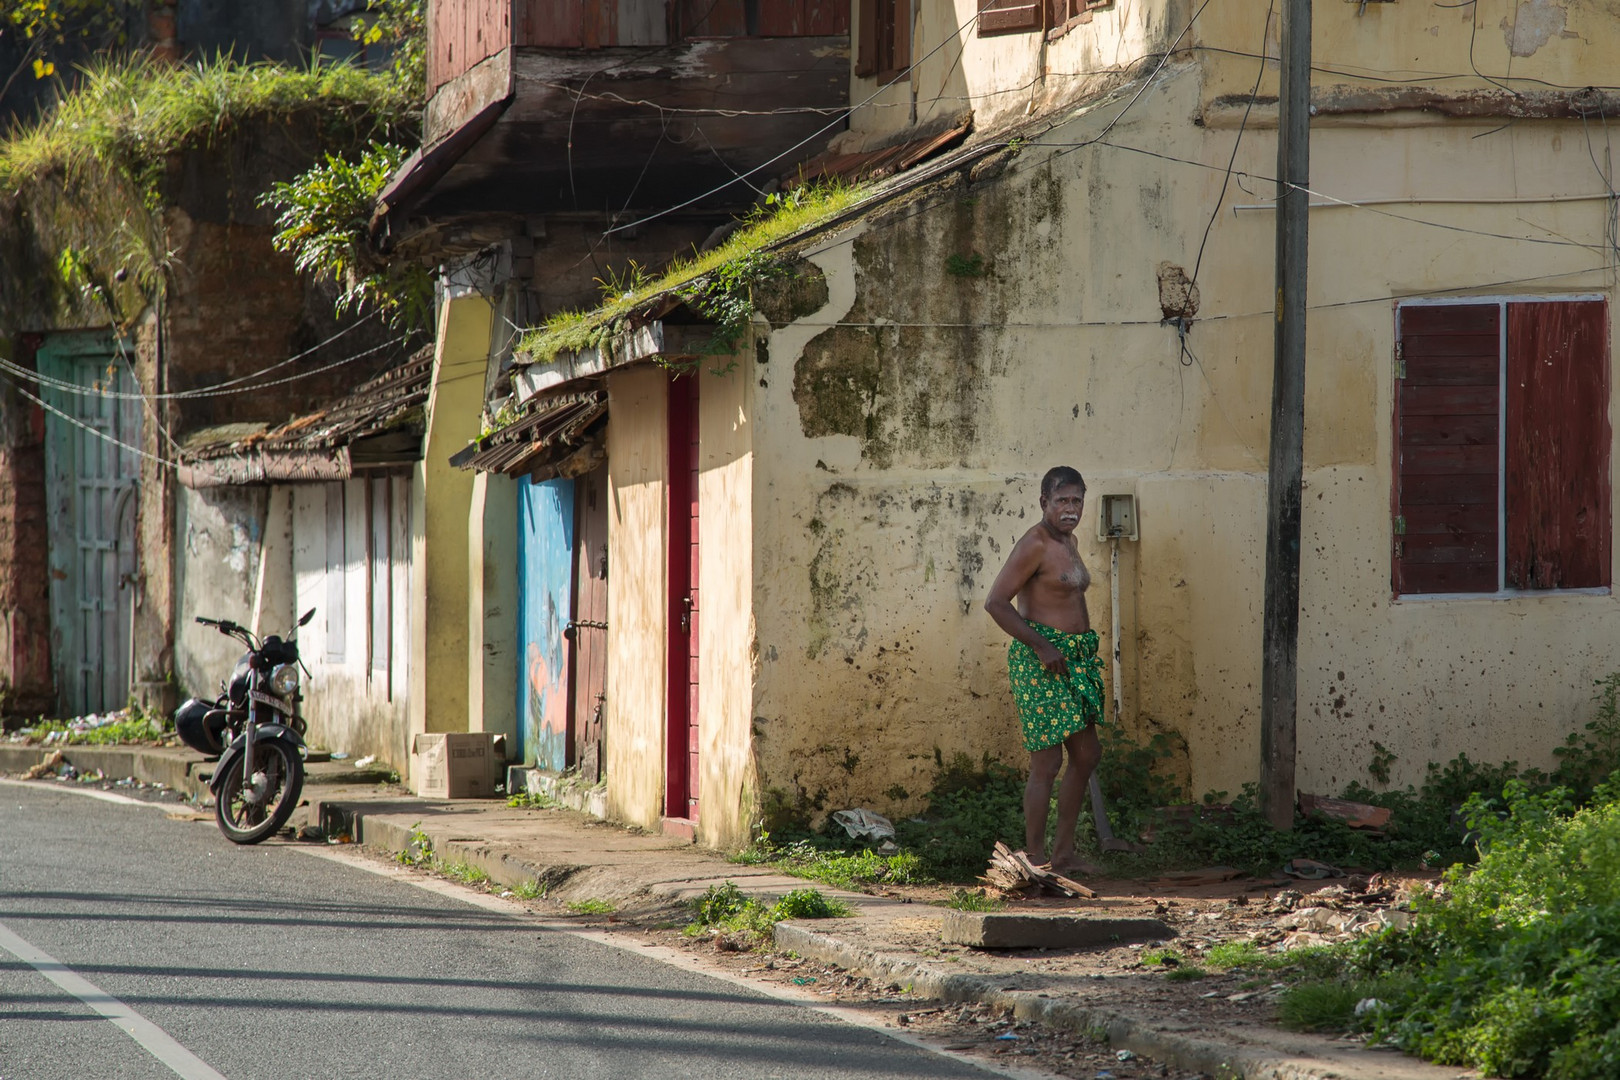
[0,921,228,1080]
[297,846,1058,1080]
[0,776,172,808]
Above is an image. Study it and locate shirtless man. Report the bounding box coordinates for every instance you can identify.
[983,466,1105,871]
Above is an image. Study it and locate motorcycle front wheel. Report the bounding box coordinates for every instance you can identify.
[214,738,305,844]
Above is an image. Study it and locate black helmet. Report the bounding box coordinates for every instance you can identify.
[174,698,227,756]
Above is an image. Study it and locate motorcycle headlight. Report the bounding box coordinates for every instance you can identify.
[269,664,300,698]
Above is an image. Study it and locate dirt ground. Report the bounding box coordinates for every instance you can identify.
[542,873,1435,1080]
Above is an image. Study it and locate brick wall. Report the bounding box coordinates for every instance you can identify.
[0,336,55,719]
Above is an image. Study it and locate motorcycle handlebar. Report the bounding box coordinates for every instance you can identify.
[195,616,242,636]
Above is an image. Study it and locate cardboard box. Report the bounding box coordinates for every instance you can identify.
[411,732,508,799]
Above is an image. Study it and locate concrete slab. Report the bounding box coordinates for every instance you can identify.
[940,910,1173,949]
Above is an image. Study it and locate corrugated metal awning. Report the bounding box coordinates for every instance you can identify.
[179,347,433,488]
[450,390,607,477]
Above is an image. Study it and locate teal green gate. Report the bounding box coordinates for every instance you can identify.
[37,332,142,717]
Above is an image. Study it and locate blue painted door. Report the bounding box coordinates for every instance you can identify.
[516,476,575,770]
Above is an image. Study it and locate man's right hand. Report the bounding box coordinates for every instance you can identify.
[1034,639,1068,676]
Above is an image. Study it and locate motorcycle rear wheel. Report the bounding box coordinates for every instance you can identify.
[215,739,305,844]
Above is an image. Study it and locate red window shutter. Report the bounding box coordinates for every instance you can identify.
[1504,300,1611,590]
[979,0,1044,36]
[856,0,879,75]
[1394,304,1501,595]
[888,0,909,72]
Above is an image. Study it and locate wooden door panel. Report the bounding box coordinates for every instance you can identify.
[570,465,609,781]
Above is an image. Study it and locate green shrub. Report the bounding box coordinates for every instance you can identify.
[1321,780,1620,1078]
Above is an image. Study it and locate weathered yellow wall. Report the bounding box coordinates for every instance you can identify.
[1198,0,1620,109]
[410,293,488,758]
[468,470,519,742]
[749,47,1620,823]
[604,366,669,829]
[696,363,757,849]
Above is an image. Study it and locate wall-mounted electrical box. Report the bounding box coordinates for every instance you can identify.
[1097,493,1138,541]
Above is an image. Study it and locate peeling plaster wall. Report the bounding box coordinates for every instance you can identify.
[604,366,670,830]
[748,58,1620,819]
[174,485,289,703]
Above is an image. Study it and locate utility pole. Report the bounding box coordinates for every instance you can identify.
[1260,0,1311,830]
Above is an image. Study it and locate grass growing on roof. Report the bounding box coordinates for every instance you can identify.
[0,53,414,331]
[513,181,864,366]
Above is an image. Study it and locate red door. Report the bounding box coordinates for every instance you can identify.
[569,464,609,781]
[665,374,700,822]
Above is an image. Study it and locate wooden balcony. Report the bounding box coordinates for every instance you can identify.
[378,1,850,235]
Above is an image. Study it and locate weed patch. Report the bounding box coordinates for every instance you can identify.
[684,882,852,945]
[507,790,562,810]
[565,898,616,916]
[18,709,167,746]
[939,889,1004,912]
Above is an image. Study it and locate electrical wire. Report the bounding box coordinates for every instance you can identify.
[2,375,176,473]
[1063,137,1611,251]
[1191,0,1274,290]
[0,333,412,401]
[598,8,993,237]
[1050,0,1219,163]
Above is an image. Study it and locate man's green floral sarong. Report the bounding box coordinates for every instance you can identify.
[1007,621,1106,752]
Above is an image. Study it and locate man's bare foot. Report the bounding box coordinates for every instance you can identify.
[1049,853,1104,877]
[1015,849,1049,867]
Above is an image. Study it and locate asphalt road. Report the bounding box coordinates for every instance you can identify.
[0,781,1003,1080]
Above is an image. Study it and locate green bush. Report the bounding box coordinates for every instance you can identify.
[1327,780,1620,1078]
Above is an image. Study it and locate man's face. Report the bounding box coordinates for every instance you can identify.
[1040,483,1085,535]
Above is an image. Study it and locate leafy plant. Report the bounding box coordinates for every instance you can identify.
[0,0,140,114]
[260,142,432,327]
[440,861,490,887]
[511,879,546,901]
[1368,741,1397,785]
[732,836,930,889]
[1141,947,1183,967]
[893,751,1028,881]
[351,0,425,101]
[395,823,433,867]
[684,881,852,944]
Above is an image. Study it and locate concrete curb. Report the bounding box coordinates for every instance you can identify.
[772,922,1437,1080]
[0,744,397,803]
[0,745,206,795]
[310,805,594,900]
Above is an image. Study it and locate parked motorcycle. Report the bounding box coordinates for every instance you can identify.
[174,609,315,844]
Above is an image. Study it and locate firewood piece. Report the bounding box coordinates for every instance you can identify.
[1298,793,1392,830]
